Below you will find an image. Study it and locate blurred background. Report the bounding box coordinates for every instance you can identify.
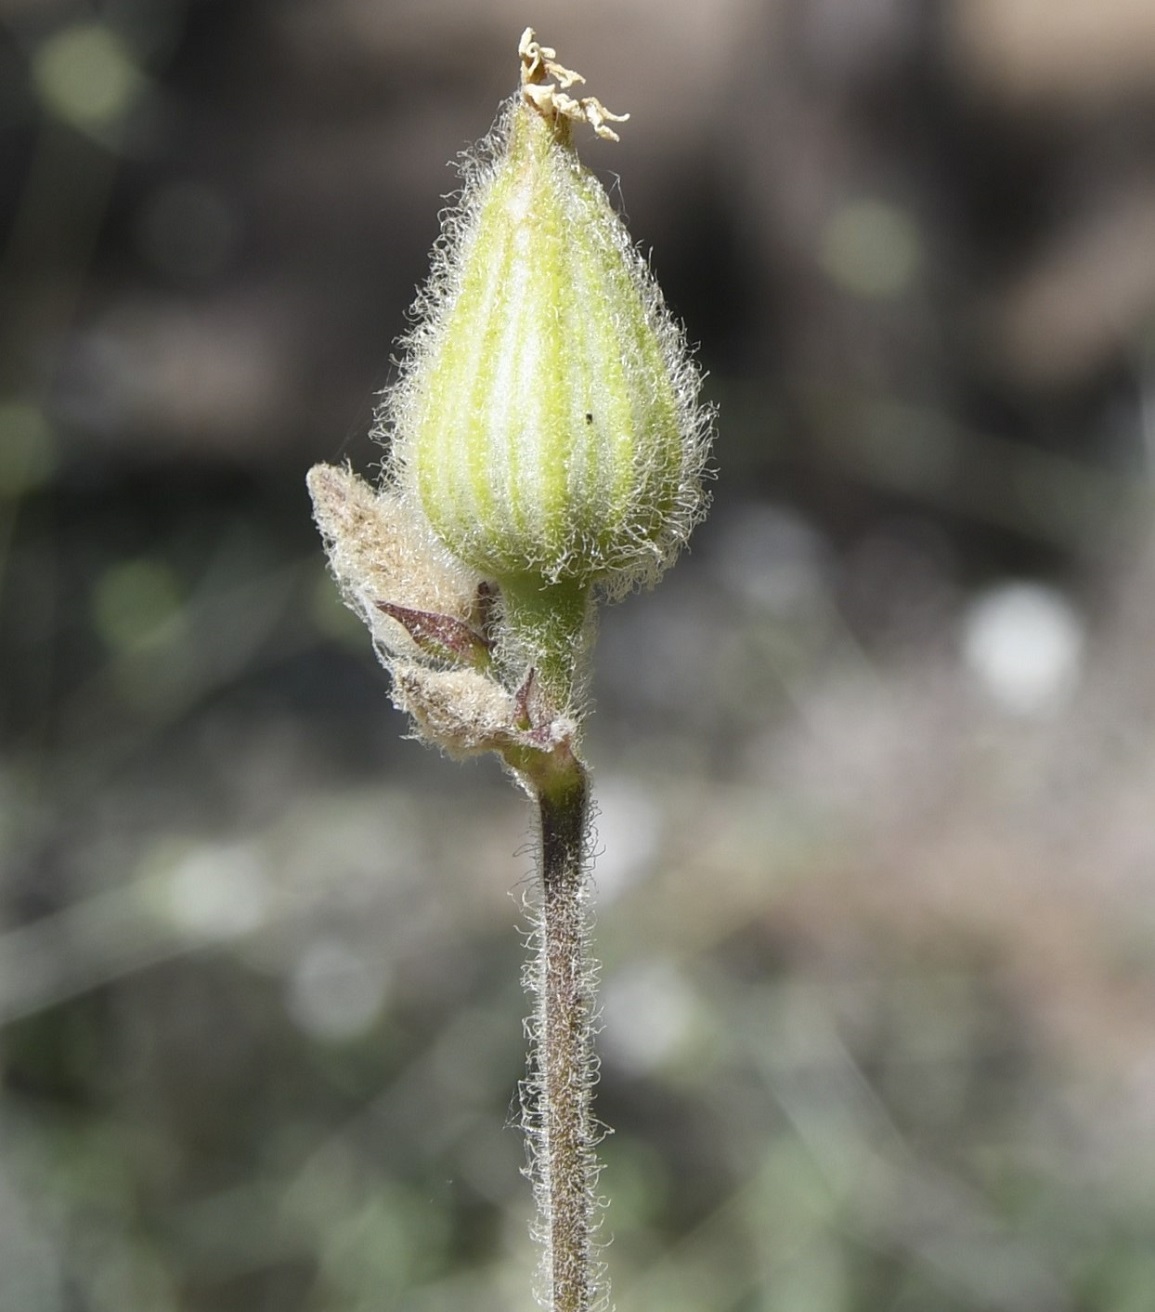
[4,1,1155,1309]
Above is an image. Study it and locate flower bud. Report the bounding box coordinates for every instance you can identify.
[385,30,711,601]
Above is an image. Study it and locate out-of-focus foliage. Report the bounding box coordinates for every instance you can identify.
[3,1,1155,1309]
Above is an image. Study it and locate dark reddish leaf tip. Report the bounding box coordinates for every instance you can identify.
[376,601,492,667]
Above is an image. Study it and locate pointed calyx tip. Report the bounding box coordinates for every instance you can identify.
[517,27,629,141]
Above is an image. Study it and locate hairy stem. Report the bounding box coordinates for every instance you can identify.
[498,574,592,710]
[530,766,601,1312]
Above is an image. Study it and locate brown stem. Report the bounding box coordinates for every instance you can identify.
[531,766,600,1312]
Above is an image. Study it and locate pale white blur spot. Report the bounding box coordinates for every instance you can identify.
[591,778,660,903]
[714,503,831,613]
[962,582,1084,714]
[286,937,389,1041]
[163,842,269,940]
[600,960,696,1075]
[819,198,922,299]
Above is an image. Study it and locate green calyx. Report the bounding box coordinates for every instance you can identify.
[386,39,711,611]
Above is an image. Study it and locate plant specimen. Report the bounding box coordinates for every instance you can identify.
[308,29,712,1312]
